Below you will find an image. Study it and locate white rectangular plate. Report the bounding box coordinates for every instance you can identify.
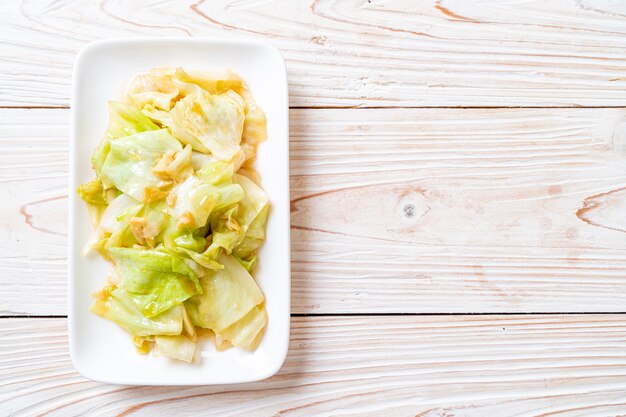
[69,38,290,385]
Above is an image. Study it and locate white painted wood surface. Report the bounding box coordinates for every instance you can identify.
[4,316,626,416]
[3,108,626,315]
[1,0,626,107]
[2,0,626,414]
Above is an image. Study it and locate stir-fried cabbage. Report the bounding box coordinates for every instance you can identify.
[79,67,269,362]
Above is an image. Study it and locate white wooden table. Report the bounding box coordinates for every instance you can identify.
[3,1,626,415]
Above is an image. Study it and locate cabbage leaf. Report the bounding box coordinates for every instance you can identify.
[91,286,183,337]
[167,90,245,160]
[155,335,197,362]
[92,101,159,177]
[185,254,264,332]
[100,129,182,202]
[108,247,202,317]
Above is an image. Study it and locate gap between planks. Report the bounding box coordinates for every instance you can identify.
[5,312,626,319]
[7,105,626,110]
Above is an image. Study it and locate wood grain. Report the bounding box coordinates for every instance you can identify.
[0,109,68,315]
[3,107,626,315]
[290,107,626,313]
[2,0,626,107]
[3,316,626,416]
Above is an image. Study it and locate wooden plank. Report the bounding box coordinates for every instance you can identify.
[291,107,626,313]
[2,0,626,107]
[0,109,68,315]
[3,316,626,415]
[3,107,626,315]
